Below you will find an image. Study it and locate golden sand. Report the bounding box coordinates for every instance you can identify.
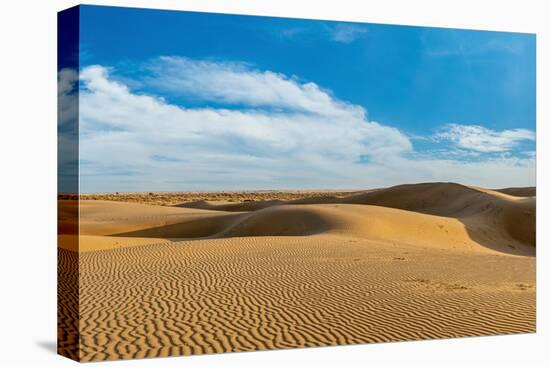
[58,183,536,361]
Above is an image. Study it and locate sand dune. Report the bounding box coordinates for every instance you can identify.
[75,183,535,255]
[59,200,239,251]
[180,183,532,217]
[58,183,536,361]
[58,199,79,234]
[341,183,536,250]
[78,200,228,236]
[494,187,535,197]
[221,204,533,255]
[74,202,534,255]
[179,199,285,212]
[176,183,536,250]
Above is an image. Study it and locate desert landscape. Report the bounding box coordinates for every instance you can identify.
[57,182,536,361]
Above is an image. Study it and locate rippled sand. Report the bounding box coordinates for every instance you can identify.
[58,183,536,361]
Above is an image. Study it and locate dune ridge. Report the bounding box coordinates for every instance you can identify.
[493,187,535,197]
[58,182,536,361]
[72,183,535,255]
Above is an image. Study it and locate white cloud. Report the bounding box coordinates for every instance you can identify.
[58,68,78,129]
[58,68,80,193]
[72,59,535,192]
[146,56,363,117]
[434,123,535,153]
[327,24,368,43]
[275,23,368,44]
[78,62,413,191]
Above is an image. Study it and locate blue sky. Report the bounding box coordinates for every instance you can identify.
[67,5,536,192]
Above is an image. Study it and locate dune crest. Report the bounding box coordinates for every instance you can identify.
[215,204,529,255]
[70,182,535,256]
[494,187,535,197]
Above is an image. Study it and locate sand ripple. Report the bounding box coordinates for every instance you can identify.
[72,236,535,361]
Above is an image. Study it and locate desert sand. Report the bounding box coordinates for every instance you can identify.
[58,182,536,361]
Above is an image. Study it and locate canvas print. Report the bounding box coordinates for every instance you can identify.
[58,5,536,362]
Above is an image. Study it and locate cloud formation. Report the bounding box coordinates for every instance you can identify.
[327,24,369,43]
[71,57,535,192]
[146,56,362,117]
[274,22,368,44]
[434,123,535,153]
[58,68,80,193]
